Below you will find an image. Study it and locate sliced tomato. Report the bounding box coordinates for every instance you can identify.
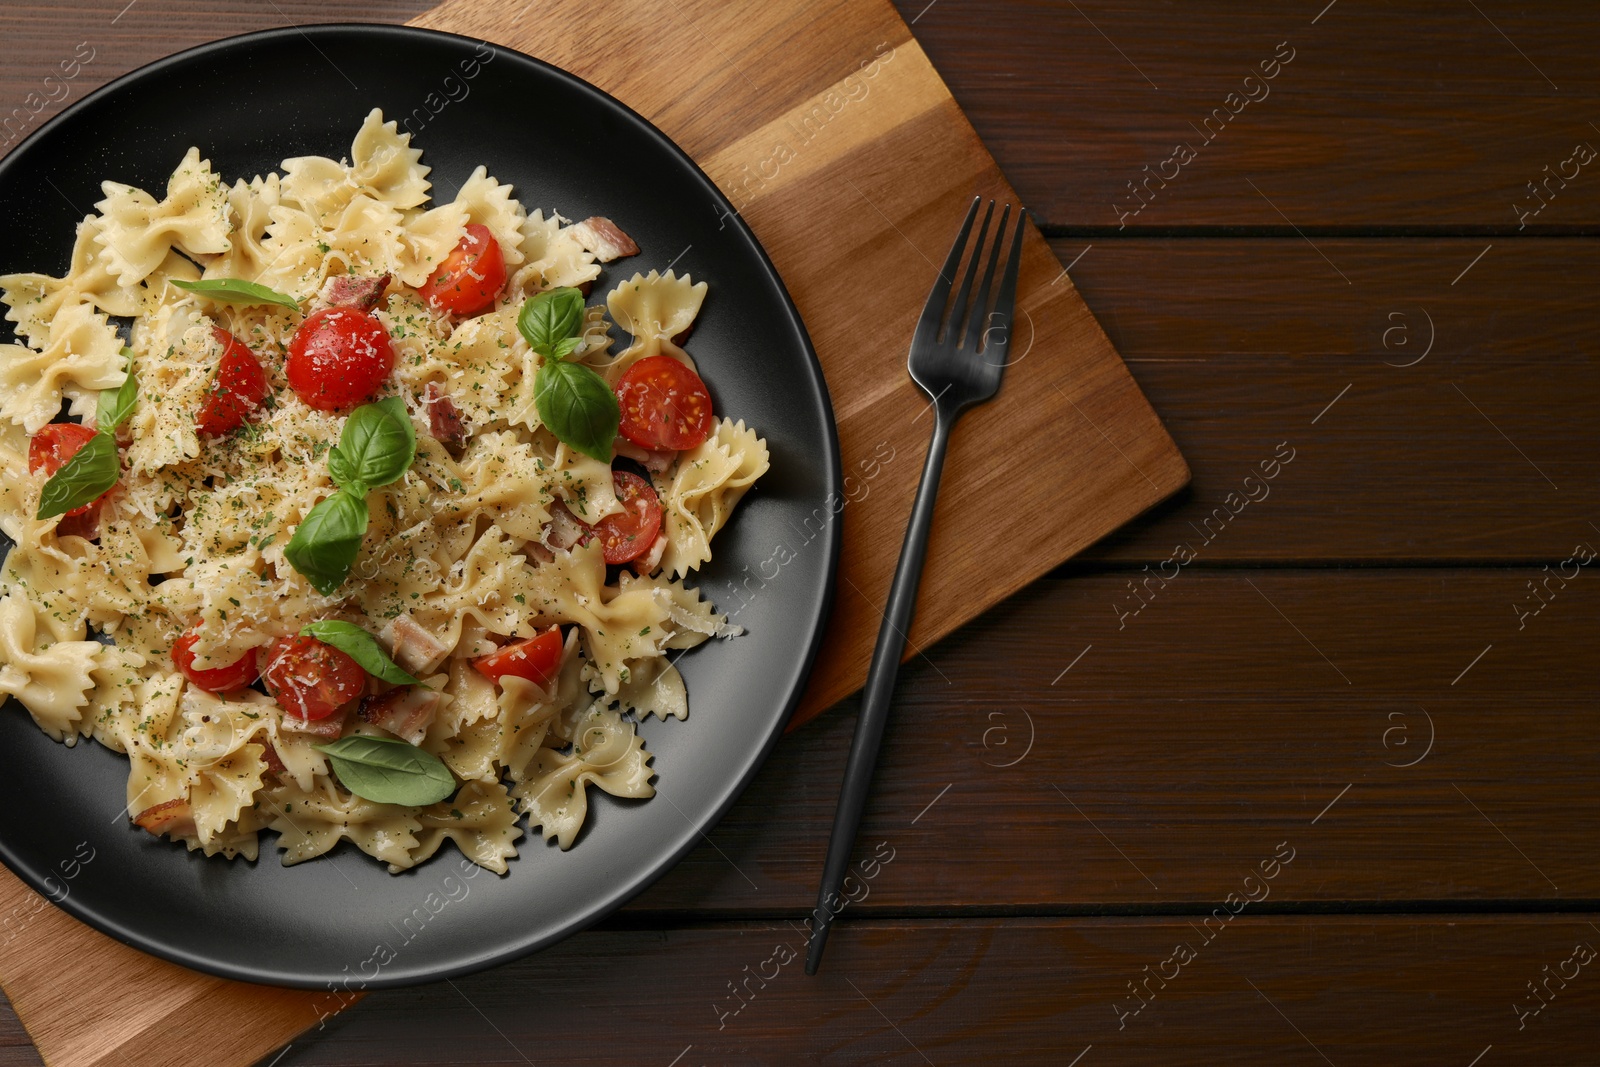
[285,308,395,411]
[195,328,272,436]
[28,422,112,522]
[171,629,259,693]
[418,224,506,317]
[592,469,663,565]
[615,354,714,451]
[472,626,563,688]
[260,634,367,721]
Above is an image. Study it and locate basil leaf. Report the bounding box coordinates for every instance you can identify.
[551,335,582,360]
[299,620,418,684]
[534,358,619,463]
[332,397,415,489]
[517,287,585,357]
[36,431,118,520]
[284,487,369,596]
[314,734,455,806]
[171,277,301,312]
[96,350,138,432]
[327,448,358,488]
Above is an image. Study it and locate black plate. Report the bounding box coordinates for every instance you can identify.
[0,25,838,988]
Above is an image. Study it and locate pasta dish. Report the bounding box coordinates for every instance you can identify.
[0,110,767,873]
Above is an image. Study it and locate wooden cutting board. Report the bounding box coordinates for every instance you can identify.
[0,0,1187,1063]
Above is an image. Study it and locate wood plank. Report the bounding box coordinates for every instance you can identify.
[633,569,1600,911]
[1053,237,1599,362]
[0,1,434,164]
[0,889,316,1067]
[1045,236,1600,562]
[891,0,1600,229]
[256,916,1600,1066]
[13,2,1600,234]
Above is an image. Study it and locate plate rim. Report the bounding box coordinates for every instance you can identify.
[0,21,841,988]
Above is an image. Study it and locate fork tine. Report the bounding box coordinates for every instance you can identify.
[915,196,981,339]
[944,199,994,343]
[982,203,1027,361]
[958,203,1011,349]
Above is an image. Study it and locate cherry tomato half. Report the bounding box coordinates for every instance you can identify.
[472,626,563,688]
[592,469,663,565]
[171,629,259,693]
[615,354,714,451]
[28,423,110,522]
[418,224,506,317]
[286,308,395,411]
[261,634,367,721]
[195,328,272,436]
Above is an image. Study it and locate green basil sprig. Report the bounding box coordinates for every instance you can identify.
[328,397,415,488]
[36,433,118,520]
[520,288,617,463]
[518,286,585,359]
[300,620,418,684]
[97,358,139,432]
[36,352,137,520]
[285,397,416,595]
[314,734,455,806]
[171,277,301,312]
[284,490,368,594]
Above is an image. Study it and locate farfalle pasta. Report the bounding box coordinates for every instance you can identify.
[0,109,768,874]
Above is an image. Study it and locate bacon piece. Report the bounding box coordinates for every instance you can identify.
[279,702,349,740]
[613,438,676,473]
[380,613,451,676]
[569,217,638,263]
[55,500,103,541]
[425,383,467,453]
[133,799,195,836]
[318,273,391,312]
[259,740,286,777]
[544,500,591,551]
[358,685,442,746]
[631,531,668,576]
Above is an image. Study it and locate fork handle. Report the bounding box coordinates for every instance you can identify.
[806,408,955,975]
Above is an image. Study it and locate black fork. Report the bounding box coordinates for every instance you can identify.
[806,197,1026,973]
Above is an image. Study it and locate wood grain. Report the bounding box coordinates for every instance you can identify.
[1047,236,1599,563]
[0,892,313,1067]
[634,568,1600,912]
[900,1,1600,230]
[261,916,1600,1066]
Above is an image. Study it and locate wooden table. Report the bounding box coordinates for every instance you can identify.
[4,2,1598,1063]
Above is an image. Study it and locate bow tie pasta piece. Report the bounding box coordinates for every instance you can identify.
[0,298,126,432]
[602,269,709,383]
[1,216,147,349]
[0,595,103,743]
[263,774,423,868]
[517,704,654,850]
[399,779,523,874]
[203,174,283,283]
[281,108,432,220]
[509,209,601,296]
[94,147,232,287]
[655,418,770,578]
